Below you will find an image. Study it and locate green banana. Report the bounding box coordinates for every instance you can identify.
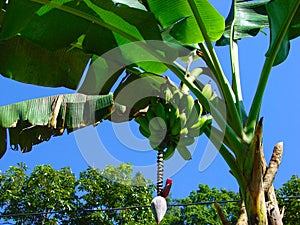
[177,144,192,160]
[169,105,180,128]
[170,117,182,136]
[172,90,183,107]
[180,127,189,136]
[149,131,165,149]
[152,102,166,120]
[146,107,155,122]
[198,116,212,136]
[164,87,173,102]
[185,106,199,129]
[164,102,173,125]
[149,117,165,132]
[139,125,150,138]
[179,113,187,128]
[178,93,187,111]
[150,96,158,106]
[187,115,212,137]
[178,93,193,116]
[202,83,213,99]
[210,92,217,101]
[163,144,176,160]
[187,117,205,138]
[185,99,202,129]
[137,116,150,132]
[185,94,195,117]
[194,100,203,116]
[152,102,167,128]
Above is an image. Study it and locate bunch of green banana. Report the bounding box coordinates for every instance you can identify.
[135,82,212,161]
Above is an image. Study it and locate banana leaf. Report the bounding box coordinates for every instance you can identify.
[145,0,225,44]
[0,93,114,158]
[216,0,269,46]
[0,0,168,90]
[0,37,91,90]
[266,0,300,66]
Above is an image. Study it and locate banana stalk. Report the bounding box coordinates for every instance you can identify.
[157,148,164,196]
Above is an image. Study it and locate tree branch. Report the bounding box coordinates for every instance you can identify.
[264,142,284,225]
[263,142,283,192]
[213,202,230,225]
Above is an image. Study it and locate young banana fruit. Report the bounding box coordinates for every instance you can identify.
[135,82,212,160]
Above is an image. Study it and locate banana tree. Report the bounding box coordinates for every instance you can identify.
[0,0,299,224]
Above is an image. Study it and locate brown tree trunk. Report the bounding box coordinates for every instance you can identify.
[237,118,283,225]
[243,118,268,225]
[237,202,248,225]
[264,142,283,225]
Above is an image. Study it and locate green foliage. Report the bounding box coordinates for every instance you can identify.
[161,184,240,225]
[0,163,76,224]
[0,0,164,88]
[276,175,300,224]
[1,164,298,224]
[0,36,91,89]
[145,0,225,44]
[266,0,300,66]
[0,93,113,158]
[76,163,154,224]
[0,163,155,225]
[217,0,269,46]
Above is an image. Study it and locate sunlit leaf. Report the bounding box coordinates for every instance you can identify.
[111,0,147,10]
[217,0,269,46]
[0,0,165,88]
[145,0,225,44]
[266,0,300,66]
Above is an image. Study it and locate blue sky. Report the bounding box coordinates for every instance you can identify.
[0,1,299,199]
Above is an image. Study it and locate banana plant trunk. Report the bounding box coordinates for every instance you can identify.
[237,119,283,225]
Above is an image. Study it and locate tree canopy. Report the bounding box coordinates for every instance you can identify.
[0,163,154,224]
[0,163,298,224]
[276,175,300,224]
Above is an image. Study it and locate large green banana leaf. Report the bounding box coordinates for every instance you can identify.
[0,0,166,91]
[216,0,300,66]
[0,0,226,91]
[216,0,269,46]
[266,0,300,66]
[0,37,91,90]
[145,0,225,44]
[0,93,114,158]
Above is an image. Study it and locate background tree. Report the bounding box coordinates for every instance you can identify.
[74,163,155,225]
[0,163,155,225]
[276,175,300,224]
[161,184,240,225]
[0,163,77,224]
[0,163,299,224]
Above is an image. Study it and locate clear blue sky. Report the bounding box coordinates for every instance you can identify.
[0,1,299,199]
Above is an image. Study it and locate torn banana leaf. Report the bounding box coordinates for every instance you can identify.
[0,93,114,158]
[217,0,269,46]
